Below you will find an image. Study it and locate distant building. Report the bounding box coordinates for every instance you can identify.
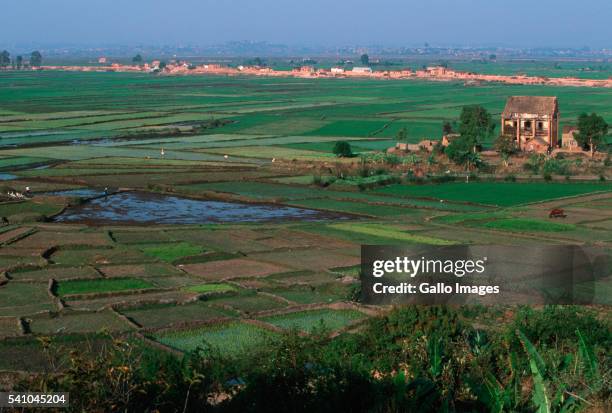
[501,96,559,152]
[562,125,580,151]
[98,57,107,64]
[330,67,345,74]
[352,67,372,73]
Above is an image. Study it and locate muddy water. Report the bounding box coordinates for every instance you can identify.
[44,189,108,198]
[54,191,346,225]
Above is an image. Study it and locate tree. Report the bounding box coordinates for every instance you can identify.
[360,53,369,66]
[575,112,608,157]
[445,105,495,170]
[132,54,143,64]
[396,127,408,142]
[458,105,495,152]
[445,136,472,168]
[442,121,454,135]
[0,50,10,68]
[494,135,518,166]
[15,55,23,70]
[333,141,353,157]
[158,61,167,70]
[30,50,42,67]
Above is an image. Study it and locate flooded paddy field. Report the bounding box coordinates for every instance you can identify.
[53,191,348,225]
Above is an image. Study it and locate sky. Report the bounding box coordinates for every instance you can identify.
[2,0,611,48]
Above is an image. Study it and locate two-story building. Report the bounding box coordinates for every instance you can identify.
[501,96,559,152]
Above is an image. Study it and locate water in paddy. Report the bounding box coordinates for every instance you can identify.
[54,191,346,225]
[0,173,16,180]
[44,189,108,198]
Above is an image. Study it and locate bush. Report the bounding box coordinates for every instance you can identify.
[333,141,353,157]
[431,175,456,184]
[506,306,611,350]
[542,158,570,176]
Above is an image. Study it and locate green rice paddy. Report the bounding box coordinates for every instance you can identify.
[183,283,236,294]
[479,218,577,232]
[140,242,205,263]
[156,322,275,354]
[260,309,365,332]
[376,182,611,206]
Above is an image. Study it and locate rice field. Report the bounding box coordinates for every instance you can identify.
[375,182,611,206]
[0,69,609,372]
[139,242,205,263]
[260,309,365,332]
[155,321,276,354]
[327,223,457,245]
[56,278,155,296]
[478,218,577,232]
[183,283,237,294]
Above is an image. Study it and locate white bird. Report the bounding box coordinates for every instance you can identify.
[224,155,229,159]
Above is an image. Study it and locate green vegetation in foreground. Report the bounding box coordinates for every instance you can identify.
[376,182,611,206]
[56,278,154,296]
[479,218,576,232]
[183,283,236,294]
[17,305,611,412]
[261,309,365,332]
[156,321,275,354]
[139,242,204,263]
[329,223,457,245]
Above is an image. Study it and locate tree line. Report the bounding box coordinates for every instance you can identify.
[0,50,42,69]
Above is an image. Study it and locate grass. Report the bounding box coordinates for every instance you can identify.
[260,309,365,333]
[140,242,204,263]
[375,182,611,206]
[155,321,275,354]
[56,278,155,296]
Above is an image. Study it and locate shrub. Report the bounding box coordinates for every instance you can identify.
[431,175,456,184]
[542,158,570,176]
[333,141,353,157]
[506,306,610,350]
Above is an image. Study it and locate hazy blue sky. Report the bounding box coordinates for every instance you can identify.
[3,0,611,48]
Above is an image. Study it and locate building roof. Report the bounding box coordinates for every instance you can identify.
[502,96,558,116]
